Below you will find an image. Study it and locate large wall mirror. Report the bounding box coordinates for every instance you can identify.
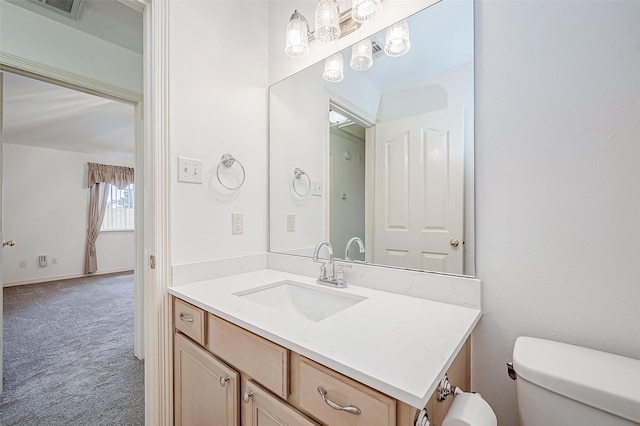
[270,0,475,277]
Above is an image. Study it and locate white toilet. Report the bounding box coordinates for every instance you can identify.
[511,336,640,426]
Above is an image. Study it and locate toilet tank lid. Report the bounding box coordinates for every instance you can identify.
[513,337,640,424]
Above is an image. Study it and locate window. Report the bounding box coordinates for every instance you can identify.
[101,183,135,231]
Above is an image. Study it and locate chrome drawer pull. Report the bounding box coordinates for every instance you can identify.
[219,377,230,387]
[179,313,194,323]
[317,386,361,415]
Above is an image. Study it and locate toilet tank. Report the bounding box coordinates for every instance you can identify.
[512,337,640,426]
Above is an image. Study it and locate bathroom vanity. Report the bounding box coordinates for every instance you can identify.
[169,269,480,425]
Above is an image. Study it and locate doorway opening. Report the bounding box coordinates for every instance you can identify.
[328,104,369,262]
[0,68,145,420]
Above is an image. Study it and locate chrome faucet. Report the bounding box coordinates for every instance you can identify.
[312,240,348,288]
[344,237,365,261]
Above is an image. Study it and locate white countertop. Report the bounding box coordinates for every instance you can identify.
[169,269,481,408]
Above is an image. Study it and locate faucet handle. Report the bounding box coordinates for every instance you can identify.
[318,263,327,279]
[335,263,350,286]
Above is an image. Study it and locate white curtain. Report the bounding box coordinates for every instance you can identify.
[84,163,135,274]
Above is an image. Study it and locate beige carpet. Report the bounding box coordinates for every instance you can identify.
[0,272,144,425]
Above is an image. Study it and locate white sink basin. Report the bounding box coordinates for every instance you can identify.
[234,280,367,322]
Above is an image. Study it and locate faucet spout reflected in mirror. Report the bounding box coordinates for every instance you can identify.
[344,237,365,261]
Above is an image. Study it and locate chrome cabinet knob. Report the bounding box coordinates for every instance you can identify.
[3,240,15,247]
[242,391,254,404]
[219,377,230,387]
[450,239,460,247]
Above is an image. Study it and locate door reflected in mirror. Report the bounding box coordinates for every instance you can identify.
[269,0,475,277]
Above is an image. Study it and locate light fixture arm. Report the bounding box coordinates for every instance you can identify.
[298,8,363,42]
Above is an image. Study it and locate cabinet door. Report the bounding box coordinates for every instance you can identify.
[243,380,320,426]
[175,333,239,426]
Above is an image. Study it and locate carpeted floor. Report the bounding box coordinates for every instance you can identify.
[0,272,144,425]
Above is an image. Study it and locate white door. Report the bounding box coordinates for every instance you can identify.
[373,108,464,273]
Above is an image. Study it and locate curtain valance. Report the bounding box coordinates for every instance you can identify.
[87,162,134,189]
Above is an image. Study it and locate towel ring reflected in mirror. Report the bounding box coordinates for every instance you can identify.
[292,168,311,197]
[217,153,246,190]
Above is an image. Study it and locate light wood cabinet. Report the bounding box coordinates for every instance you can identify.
[172,296,470,426]
[242,380,321,426]
[289,353,396,426]
[175,298,206,346]
[174,332,239,426]
[208,314,289,399]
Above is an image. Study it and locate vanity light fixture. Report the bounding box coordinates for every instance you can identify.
[350,38,373,70]
[323,52,345,82]
[285,10,310,57]
[285,0,372,58]
[384,19,410,57]
[285,1,411,82]
[351,0,382,23]
[315,0,341,42]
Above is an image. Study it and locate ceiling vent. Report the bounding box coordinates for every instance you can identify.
[371,38,385,60]
[26,0,83,20]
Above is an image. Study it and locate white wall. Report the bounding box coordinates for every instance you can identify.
[329,127,365,260]
[473,1,640,425]
[169,0,269,265]
[0,0,142,94]
[2,143,135,285]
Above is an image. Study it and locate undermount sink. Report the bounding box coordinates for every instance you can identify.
[234,280,367,322]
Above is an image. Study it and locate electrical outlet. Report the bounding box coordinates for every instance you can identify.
[311,179,323,196]
[19,260,27,268]
[287,214,295,232]
[232,213,243,235]
[177,157,203,184]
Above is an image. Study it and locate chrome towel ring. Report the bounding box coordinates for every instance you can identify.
[217,153,245,190]
[293,168,311,197]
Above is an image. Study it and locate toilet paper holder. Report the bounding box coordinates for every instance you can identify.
[437,374,466,403]
[412,375,479,426]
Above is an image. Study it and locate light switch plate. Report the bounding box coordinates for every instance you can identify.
[177,157,203,184]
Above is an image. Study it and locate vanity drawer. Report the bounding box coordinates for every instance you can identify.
[292,354,396,426]
[207,314,289,399]
[174,298,206,346]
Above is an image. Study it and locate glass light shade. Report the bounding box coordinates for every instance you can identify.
[315,0,341,43]
[323,53,344,82]
[350,38,373,71]
[285,10,309,58]
[384,20,411,57]
[351,0,382,23]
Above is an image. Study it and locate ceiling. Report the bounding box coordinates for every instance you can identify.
[2,0,141,160]
[3,72,136,159]
[5,0,143,54]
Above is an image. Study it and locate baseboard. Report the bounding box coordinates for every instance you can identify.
[2,268,135,288]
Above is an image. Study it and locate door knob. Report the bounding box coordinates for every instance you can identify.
[3,240,15,247]
[450,239,460,248]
